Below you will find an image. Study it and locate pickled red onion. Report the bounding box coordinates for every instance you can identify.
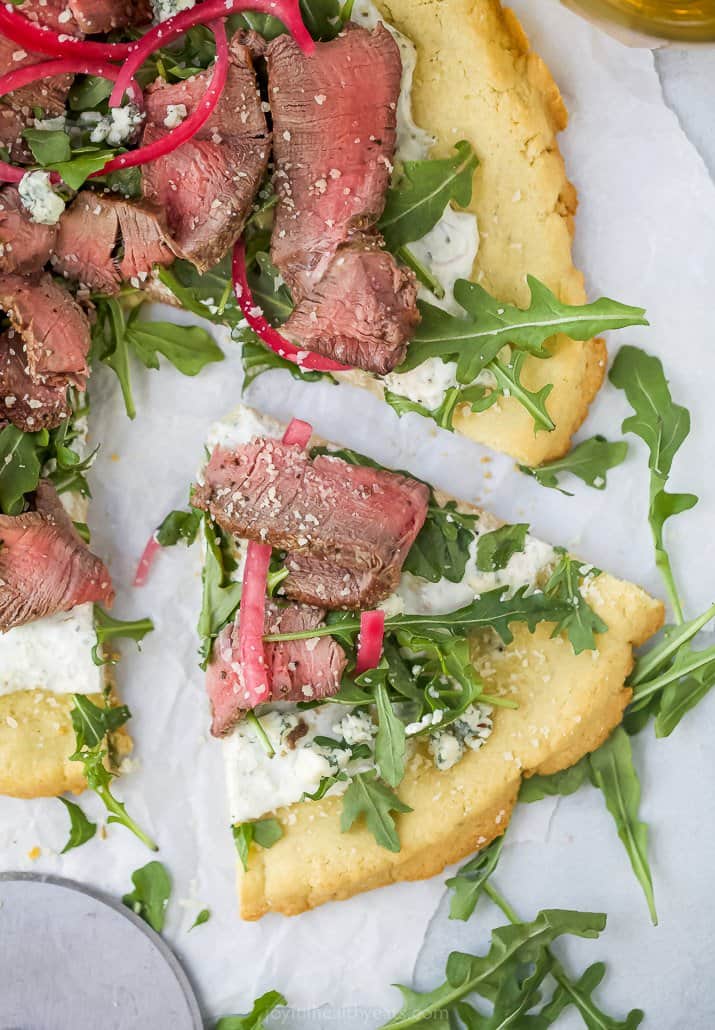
[355,610,385,675]
[0,5,136,60]
[92,18,227,178]
[133,534,161,586]
[110,0,313,108]
[238,541,272,707]
[281,418,312,448]
[232,238,351,373]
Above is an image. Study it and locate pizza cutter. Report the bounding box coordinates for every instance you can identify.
[0,873,202,1030]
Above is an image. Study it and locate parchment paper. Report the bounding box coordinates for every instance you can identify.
[1,2,714,1025]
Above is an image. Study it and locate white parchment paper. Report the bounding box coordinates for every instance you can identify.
[1,2,714,1025]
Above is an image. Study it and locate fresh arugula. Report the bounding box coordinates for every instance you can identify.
[22,126,71,165]
[47,148,119,190]
[57,797,97,854]
[544,549,608,655]
[156,507,203,547]
[610,346,696,622]
[403,500,479,583]
[381,907,624,1028]
[520,434,629,494]
[0,426,49,514]
[69,693,157,851]
[446,836,504,921]
[189,908,211,931]
[214,991,287,1030]
[198,514,243,666]
[475,523,528,572]
[379,140,478,251]
[340,771,412,853]
[519,758,590,803]
[232,818,284,871]
[122,861,171,933]
[588,728,657,925]
[92,606,154,666]
[374,681,407,788]
[92,298,223,419]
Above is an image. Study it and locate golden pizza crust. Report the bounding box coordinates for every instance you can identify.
[0,688,132,798]
[237,519,663,919]
[342,0,606,465]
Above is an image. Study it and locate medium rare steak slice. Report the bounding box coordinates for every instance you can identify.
[0,479,114,631]
[0,330,70,431]
[1,0,82,117]
[53,192,176,293]
[267,24,401,298]
[67,0,151,34]
[0,273,91,388]
[282,242,419,374]
[267,25,419,373]
[206,601,346,736]
[194,438,429,609]
[0,185,57,274]
[142,37,270,272]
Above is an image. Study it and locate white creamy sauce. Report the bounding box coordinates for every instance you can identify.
[0,604,103,698]
[215,408,556,822]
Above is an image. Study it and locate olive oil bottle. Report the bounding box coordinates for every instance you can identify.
[570,0,715,40]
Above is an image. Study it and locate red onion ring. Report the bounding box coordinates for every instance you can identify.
[232,238,351,374]
[133,534,161,586]
[281,418,313,448]
[355,610,386,675]
[238,540,272,706]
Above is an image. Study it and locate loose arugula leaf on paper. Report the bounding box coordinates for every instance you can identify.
[214,990,287,1030]
[69,693,157,852]
[57,797,97,854]
[123,861,172,933]
[92,607,154,666]
[446,836,505,921]
[520,434,629,494]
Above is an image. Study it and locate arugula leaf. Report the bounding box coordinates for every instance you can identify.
[302,771,348,801]
[490,351,555,433]
[158,255,239,326]
[403,500,479,583]
[544,550,607,654]
[232,818,284,871]
[0,425,49,514]
[126,320,224,377]
[241,334,331,391]
[156,507,202,547]
[374,681,407,788]
[92,297,136,418]
[47,419,98,498]
[381,908,606,1027]
[92,606,154,666]
[475,523,528,572]
[400,276,647,378]
[58,797,97,854]
[379,140,478,251]
[69,694,157,851]
[609,346,697,622]
[340,771,412,852]
[588,728,657,924]
[198,514,243,666]
[69,74,113,111]
[189,908,211,931]
[519,435,629,495]
[47,148,117,190]
[21,126,71,165]
[446,836,504,921]
[122,861,171,933]
[214,991,287,1030]
[654,660,715,738]
[538,960,644,1029]
[519,758,590,803]
[384,384,463,431]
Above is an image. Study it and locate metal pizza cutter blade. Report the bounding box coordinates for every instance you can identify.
[0,873,202,1030]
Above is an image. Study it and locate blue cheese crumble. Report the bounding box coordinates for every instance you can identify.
[18,171,65,225]
[333,710,377,746]
[90,104,144,147]
[428,704,494,770]
[153,0,195,22]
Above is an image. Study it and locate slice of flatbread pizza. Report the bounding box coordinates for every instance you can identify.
[179,404,663,918]
[0,416,130,799]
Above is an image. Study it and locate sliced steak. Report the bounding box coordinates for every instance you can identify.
[266,24,418,373]
[0,478,114,631]
[0,273,91,388]
[67,0,151,34]
[193,438,429,610]
[1,0,82,118]
[52,192,176,293]
[0,107,29,164]
[142,37,270,272]
[268,24,400,297]
[282,242,419,374]
[206,601,346,736]
[0,185,57,274]
[0,330,69,431]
